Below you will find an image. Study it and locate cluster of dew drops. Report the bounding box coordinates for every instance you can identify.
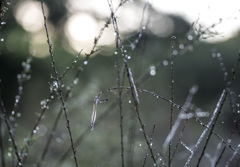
[150,44,184,76]
[0,1,11,42]
[148,34,197,77]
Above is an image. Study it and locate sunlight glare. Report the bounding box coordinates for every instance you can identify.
[143,0,240,42]
[65,13,97,42]
[65,13,100,52]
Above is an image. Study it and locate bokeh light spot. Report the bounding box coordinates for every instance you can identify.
[14,0,48,33]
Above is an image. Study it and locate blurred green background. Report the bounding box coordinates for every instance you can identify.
[0,0,240,166]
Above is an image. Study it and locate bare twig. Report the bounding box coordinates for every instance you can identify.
[40,1,78,166]
[0,92,23,167]
[169,35,176,166]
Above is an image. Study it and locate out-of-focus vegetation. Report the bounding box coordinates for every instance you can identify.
[0,0,240,166]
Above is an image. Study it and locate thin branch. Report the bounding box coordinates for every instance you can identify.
[38,15,110,167]
[169,35,176,166]
[93,86,240,159]
[162,85,198,153]
[0,118,5,167]
[0,91,23,167]
[40,1,78,166]
[107,1,156,165]
[196,52,240,167]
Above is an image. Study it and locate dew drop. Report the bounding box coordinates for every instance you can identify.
[179,44,184,49]
[19,86,23,92]
[150,70,156,76]
[8,147,12,151]
[1,38,4,42]
[227,139,231,143]
[83,61,88,65]
[162,60,169,66]
[212,53,216,58]
[56,137,62,144]
[115,51,118,55]
[150,66,156,71]
[173,50,178,55]
[171,36,176,40]
[16,113,21,118]
[142,26,146,30]
[188,35,193,40]
[53,81,58,88]
[73,78,79,85]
